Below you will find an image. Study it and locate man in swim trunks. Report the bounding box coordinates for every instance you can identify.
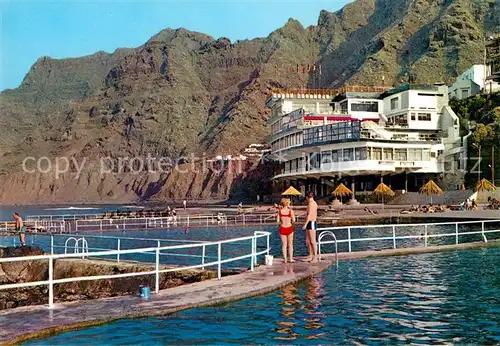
[302,192,318,263]
[13,212,27,246]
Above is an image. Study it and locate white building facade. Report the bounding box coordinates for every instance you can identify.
[266,85,465,199]
[449,65,500,100]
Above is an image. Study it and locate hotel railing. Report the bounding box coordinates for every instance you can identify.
[0,231,271,309]
[317,219,500,255]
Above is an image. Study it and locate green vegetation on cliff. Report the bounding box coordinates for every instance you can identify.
[450,92,500,187]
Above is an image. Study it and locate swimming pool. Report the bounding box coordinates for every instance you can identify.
[26,246,500,344]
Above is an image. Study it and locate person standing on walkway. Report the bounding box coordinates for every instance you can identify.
[13,212,27,246]
[277,198,295,263]
[183,200,187,210]
[303,192,318,263]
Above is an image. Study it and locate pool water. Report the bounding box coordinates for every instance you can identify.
[26,246,500,345]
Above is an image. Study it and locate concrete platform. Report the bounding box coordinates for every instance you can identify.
[2,239,500,344]
[0,258,332,345]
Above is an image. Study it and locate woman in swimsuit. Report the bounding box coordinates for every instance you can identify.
[277,198,296,263]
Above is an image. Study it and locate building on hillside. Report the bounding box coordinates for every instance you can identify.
[486,36,500,83]
[448,65,500,99]
[265,85,465,201]
[448,65,500,100]
[242,143,271,158]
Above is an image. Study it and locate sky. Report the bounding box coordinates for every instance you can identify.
[0,0,351,91]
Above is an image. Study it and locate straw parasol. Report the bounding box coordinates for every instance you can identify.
[419,179,444,204]
[372,182,395,206]
[332,183,353,204]
[475,178,497,192]
[281,186,302,196]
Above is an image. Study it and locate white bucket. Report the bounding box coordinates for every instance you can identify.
[265,255,274,266]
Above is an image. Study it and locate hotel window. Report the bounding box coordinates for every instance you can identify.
[395,149,407,161]
[408,148,422,161]
[383,148,394,161]
[351,101,379,112]
[322,151,332,170]
[417,113,431,121]
[390,97,399,110]
[461,89,469,99]
[410,113,416,121]
[423,149,430,161]
[372,148,382,160]
[356,147,368,160]
[343,148,354,162]
[332,150,340,162]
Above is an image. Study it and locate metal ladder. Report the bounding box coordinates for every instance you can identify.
[318,231,339,269]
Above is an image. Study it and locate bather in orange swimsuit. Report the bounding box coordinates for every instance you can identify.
[278,209,294,236]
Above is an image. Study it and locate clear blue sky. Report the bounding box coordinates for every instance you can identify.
[0,0,351,91]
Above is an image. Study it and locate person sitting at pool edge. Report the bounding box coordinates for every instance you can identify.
[303,191,318,263]
[13,212,27,246]
[277,198,296,263]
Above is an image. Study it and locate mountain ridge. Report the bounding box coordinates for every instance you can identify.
[0,0,498,203]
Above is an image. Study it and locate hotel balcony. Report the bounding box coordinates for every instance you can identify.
[274,159,443,180]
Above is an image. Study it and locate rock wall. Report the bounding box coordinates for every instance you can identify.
[0,159,274,204]
[0,246,217,310]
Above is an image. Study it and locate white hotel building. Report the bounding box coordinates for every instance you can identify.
[266,85,465,200]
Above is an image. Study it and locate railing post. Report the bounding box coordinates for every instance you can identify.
[51,235,54,255]
[155,248,160,294]
[187,215,190,227]
[424,225,428,247]
[266,234,270,256]
[217,243,222,280]
[455,223,459,244]
[253,236,258,265]
[392,225,396,249]
[201,245,206,270]
[250,238,255,271]
[260,215,263,224]
[117,239,121,262]
[482,221,488,243]
[48,256,54,309]
[347,227,352,252]
[243,214,246,225]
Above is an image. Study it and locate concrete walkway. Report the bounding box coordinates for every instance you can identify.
[2,239,500,344]
[0,258,332,345]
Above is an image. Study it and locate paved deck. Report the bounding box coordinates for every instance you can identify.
[2,238,500,344]
[0,258,332,345]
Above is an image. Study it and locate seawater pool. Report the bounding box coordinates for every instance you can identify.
[25,246,500,344]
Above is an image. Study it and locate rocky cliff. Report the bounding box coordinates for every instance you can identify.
[1,0,498,204]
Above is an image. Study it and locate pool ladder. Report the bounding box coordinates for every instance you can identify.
[318,231,339,270]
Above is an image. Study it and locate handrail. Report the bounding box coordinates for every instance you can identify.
[0,231,272,309]
[318,231,338,269]
[317,219,500,255]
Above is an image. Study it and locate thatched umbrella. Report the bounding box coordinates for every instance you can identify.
[372,182,395,207]
[281,186,302,205]
[419,179,444,204]
[476,178,497,192]
[332,183,353,204]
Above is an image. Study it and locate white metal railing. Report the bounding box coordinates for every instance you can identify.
[0,220,65,234]
[71,213,295,232]
[0,231,271,309]
[318,219,500,255]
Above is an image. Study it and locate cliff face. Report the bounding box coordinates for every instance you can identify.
[0,0,498,204]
